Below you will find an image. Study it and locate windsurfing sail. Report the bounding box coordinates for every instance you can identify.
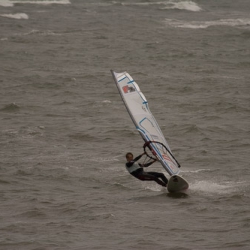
[111,70,180,176]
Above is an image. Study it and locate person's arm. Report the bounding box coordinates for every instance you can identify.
[133,153,145,162]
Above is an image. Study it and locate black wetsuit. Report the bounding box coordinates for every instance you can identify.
[126,154,168,187]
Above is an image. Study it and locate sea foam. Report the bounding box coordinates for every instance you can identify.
[121,1,202,12]
[161,1,202,12]
[0,0,70,6]
[165,18,250,29]
[0,0,13,7]
[0,13,29,19]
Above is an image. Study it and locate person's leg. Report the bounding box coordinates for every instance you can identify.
[147,172,168,185]
[137,172,167,187]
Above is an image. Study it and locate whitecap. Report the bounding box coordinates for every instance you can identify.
[185,169,213,173]
[24,30,60,36]
[0,0,13,7]
[161,1,202,12]
[121,1,201,12]
[102,100,112,104]
[10,0,71,5]
[165,18,250,29]
[0,13,29,19]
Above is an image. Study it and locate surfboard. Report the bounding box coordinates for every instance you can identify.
[111,70,189,192]
[167,175,189,193]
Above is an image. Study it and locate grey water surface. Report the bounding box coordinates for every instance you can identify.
[0,0,249,249]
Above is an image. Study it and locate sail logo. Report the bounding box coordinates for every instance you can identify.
[122,85,136,94]
[162,154,171,161]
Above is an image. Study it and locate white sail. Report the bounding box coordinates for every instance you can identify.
[111,70,180,176]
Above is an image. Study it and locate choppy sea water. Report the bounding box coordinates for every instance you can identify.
[0,0,250,249]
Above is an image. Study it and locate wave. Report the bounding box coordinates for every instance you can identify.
[0,13,29,19]
[23,29,61,36]
[0,0,13,6]
[165,18,250,29]
[88,156,121,163]
[160,1,202,12]
[191,180,238,195]
[144,183,166,192]
[121,1,201,12]
[186,169,213,173]
[0,103,20,112]
[1,29,60,41]
[2,0,71,5]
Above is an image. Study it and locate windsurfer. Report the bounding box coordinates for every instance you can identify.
[125,152,168,187]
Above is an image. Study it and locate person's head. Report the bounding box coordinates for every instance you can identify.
[126,152,133,162]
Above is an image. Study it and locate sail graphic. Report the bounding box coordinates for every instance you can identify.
[111,70,180,176]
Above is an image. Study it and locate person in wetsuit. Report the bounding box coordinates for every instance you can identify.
[125,152,168,187]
